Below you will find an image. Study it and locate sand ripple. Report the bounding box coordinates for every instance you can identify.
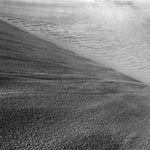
[1,15,150,85]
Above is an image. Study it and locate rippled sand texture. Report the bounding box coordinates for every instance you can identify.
[1,1,150,85]
[2,17,150,150]
[2,1,150,150]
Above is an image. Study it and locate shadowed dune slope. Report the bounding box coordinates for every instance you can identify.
[1,20,150,150]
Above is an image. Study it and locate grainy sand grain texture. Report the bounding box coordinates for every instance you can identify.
[1,1,150,150]
[1,19,150,150]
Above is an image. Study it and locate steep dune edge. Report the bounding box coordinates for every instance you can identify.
[1,20,150,150]
[2,13,150,86]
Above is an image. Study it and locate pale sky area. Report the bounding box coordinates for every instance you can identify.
[8,0,150,3]
[9,0,95,3]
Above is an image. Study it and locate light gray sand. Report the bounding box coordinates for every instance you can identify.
[1,1,150,85]
[1,1,150,150]
[1,15,150,150]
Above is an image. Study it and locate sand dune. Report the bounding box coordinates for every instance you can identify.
[1,14,150,86]
[1,1,150,150]
[1,16,150,150]
[1,0,150,85]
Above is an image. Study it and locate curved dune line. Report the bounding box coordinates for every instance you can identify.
[1,16,150,85]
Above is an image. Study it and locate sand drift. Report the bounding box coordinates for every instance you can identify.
[1,1,150,85]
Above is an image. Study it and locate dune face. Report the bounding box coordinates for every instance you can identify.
[1,0,150,85]
[1,19,150,150]
[1,1,150,150]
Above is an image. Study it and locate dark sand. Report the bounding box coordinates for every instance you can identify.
[1,20,150,150]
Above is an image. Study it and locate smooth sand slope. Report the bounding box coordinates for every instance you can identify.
[1,20,150,150]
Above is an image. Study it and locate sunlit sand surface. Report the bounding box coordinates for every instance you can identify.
[1,1,150,85]
[1,19,150,150]
[1,1,150,150]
